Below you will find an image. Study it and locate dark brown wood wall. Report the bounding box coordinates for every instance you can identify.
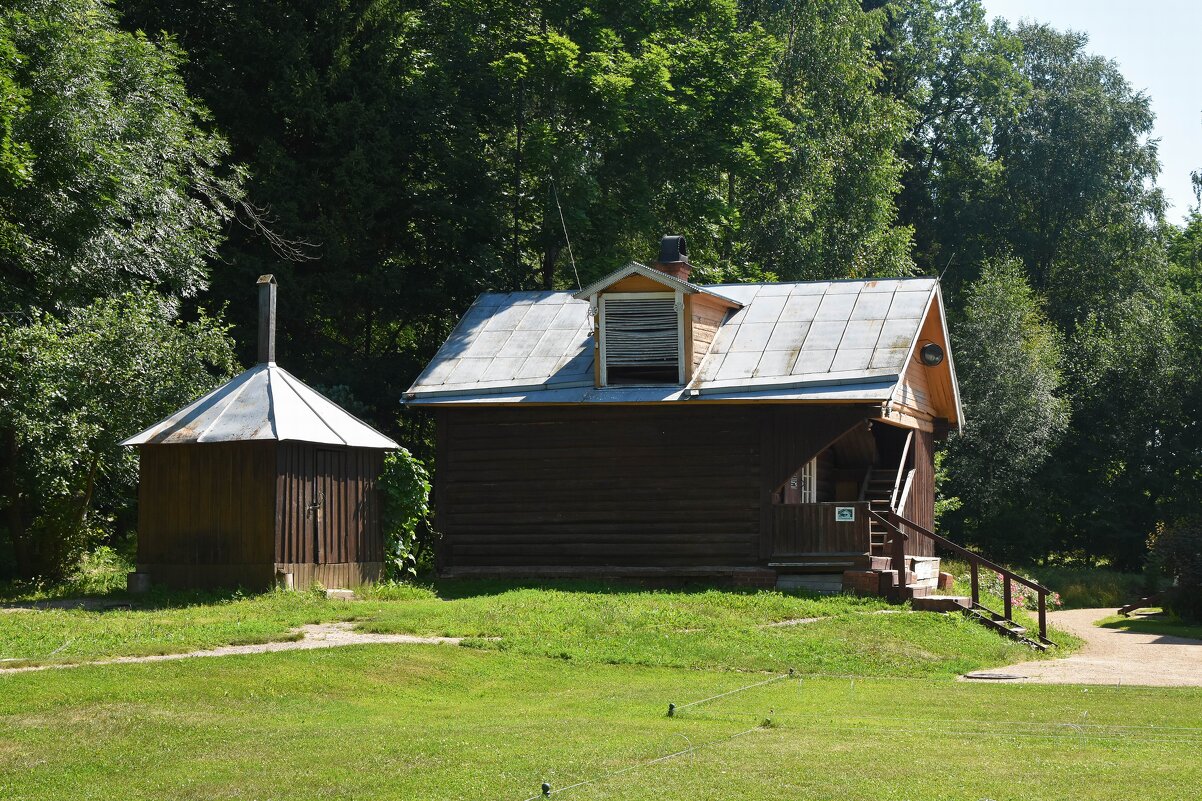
[436,404,879,573]
[758,406,877,559]
[436,405,763,570]
[770,503,870,558]
[275,443,384,565]
[136,442,276,580]
[902,430,936,557]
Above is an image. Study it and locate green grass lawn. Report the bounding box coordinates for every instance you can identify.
[0,581,1074,676]
[1,643,1199,801]
[4,581,1192,800]
[1096,608,1202,641]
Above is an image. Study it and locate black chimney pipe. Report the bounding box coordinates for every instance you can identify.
[257,274,277,364]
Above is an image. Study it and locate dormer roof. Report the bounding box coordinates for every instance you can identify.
[405,276,961,429]
[572,261,743,307]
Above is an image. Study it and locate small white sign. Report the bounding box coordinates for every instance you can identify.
[835,506,856,523]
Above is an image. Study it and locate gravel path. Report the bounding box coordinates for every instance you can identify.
[0,622,462,675]
[964,608,1202,687]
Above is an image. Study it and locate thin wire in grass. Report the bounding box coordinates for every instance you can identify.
[670,670,795,714]
[518,725,765,801]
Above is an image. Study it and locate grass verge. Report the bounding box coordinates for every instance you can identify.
[0,581,1071,676]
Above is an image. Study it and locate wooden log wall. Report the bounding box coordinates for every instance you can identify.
[436,405,763,571]
[436,404,881,574]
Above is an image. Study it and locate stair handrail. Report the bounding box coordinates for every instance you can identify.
[884,510,1051,645]
[895,469,915,515]
[889,431,914,510]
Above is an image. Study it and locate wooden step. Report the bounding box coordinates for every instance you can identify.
[912,595,972,612]
[966,607,1047,650]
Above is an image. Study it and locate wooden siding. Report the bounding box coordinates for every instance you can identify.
[769,502,870,562]
[894,296,957,425]
[436,404,880,574]
[274,561,383,588]
[902,430,936,557]
[135,442,276,586]
[687,295,730,373]
[275,443,384,566]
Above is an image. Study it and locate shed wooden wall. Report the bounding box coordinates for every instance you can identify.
[275,443,384,567]
[135,442,277,588]
[136,442,385,590]
[435,404,881,575]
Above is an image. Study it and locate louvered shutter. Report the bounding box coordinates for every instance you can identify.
[601,295,682,384]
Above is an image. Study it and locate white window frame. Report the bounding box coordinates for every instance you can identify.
[598,291,685,386]
[790,457,817,503]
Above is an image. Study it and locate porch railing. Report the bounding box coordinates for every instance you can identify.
[868,508,1052,645]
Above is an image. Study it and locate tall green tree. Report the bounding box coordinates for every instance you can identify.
[0,294,237,579]
[119,0,918,437]
[0,0,245,579]
[941,259,1068,559]
[0,0,242,311]
[876,0,1027,282]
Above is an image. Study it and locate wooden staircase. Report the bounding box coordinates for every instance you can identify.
[860,468,895,556]
[868,509,1054,652]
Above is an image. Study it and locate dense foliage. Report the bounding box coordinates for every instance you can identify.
[1150,517,1202,622]
[2,0,1201,578]
[0,0,242,578]
[379,449,433,578]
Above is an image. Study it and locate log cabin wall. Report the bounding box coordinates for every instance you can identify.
[435,404,880,575]
[275,443,384,575]
[135,442,277,588]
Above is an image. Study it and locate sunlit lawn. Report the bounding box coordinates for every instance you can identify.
[1,643,1198,801]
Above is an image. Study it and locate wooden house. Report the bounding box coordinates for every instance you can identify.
[122,276,398,591]
[405,236,964,595]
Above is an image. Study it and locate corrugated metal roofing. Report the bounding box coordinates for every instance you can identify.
[405,276,941,405]
[122,364,398,449]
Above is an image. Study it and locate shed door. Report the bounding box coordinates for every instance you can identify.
[313,449,342,563]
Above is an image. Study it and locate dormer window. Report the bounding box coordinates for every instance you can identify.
[599,292,684,385]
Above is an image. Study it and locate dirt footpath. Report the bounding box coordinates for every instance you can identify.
[965,608,1202,687]
[0,622,463,675]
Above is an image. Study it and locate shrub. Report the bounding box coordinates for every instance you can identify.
[1150,518,1202,622]
[979,570,1063,613]
[379,449,432,580]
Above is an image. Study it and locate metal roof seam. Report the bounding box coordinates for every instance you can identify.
[195,368,254,443]
[273,367,349,446]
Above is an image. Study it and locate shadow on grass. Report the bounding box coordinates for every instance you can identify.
[423,577,812,601]
[1098,611,1202,642]
[0,584,283,614]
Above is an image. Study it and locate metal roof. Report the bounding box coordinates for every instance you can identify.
[405,277,943,406]
[122,363,398,449]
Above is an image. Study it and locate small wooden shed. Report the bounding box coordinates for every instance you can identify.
[405,236,963,594]
[122,276,398,591]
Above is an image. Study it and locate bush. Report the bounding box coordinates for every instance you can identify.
[379,449,432,580]
[1150,518,1202,622]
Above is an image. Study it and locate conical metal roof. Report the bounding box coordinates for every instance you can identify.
[121,363,397,449]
